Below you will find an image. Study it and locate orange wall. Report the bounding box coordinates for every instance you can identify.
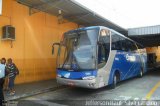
[0,0,78,84]
[146,47,160,62]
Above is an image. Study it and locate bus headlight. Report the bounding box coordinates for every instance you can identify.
[82,76,95,80]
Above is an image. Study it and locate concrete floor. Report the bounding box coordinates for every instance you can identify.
[18,70,160,106]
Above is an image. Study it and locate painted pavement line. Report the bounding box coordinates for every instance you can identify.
[145,81,160,100]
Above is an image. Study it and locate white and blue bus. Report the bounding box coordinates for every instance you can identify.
[52,26,147,89]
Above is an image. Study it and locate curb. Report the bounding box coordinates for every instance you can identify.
[6,85,67,101]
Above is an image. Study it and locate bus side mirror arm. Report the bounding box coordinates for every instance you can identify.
[52,43,60,55]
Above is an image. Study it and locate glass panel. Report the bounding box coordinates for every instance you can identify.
[111,32,138,52]
[111,33,121,50]
[57,29,98,70]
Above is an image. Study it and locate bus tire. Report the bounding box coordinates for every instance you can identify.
[111,74,118,89]
[138,68,143,78]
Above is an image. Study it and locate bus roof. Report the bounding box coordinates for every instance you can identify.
[65,26,143,47]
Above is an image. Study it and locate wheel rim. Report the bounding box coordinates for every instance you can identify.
[140,70,143,76]
[114,76,117,85]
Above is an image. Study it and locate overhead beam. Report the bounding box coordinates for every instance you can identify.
[17,0,64,15]
[128,25,160,36]
[28,0,58,15]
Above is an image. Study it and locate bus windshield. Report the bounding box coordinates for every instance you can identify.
[57,29,98,70]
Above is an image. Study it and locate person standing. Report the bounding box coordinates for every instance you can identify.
[6,58,19,95]
[1,58,9,91]
[0,59,6,106]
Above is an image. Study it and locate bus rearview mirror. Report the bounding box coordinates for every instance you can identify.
[52,42,60,55]
[52,47,54,55]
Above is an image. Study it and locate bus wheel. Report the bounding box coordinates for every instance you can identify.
[139,69,143,78]
[111,75,117,89]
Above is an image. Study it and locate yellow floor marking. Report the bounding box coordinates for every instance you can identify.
[145,81,160,100]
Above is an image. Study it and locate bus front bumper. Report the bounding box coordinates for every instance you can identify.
[56,77,98,89]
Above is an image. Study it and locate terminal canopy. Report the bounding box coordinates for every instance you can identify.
[16,0,127,35]
[17,0,160,47]
[128,25,160,47]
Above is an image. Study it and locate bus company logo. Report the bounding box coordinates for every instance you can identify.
[85,72,91,75]
[115,58,119,61]
[126,54,136,62]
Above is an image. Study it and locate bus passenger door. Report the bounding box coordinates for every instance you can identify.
[97,29,111,87]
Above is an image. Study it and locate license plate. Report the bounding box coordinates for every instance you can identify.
[68,82,75,86]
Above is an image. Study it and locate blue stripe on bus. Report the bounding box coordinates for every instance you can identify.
[57,69,97,79]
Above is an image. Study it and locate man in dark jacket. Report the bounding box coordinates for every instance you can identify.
[7,58,19,95]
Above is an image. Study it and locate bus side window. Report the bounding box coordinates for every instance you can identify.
[132,43,138,51]
[127,41,137,52]
[120,38,126,51]
[126,41,132,52]
[111,33,122,50]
